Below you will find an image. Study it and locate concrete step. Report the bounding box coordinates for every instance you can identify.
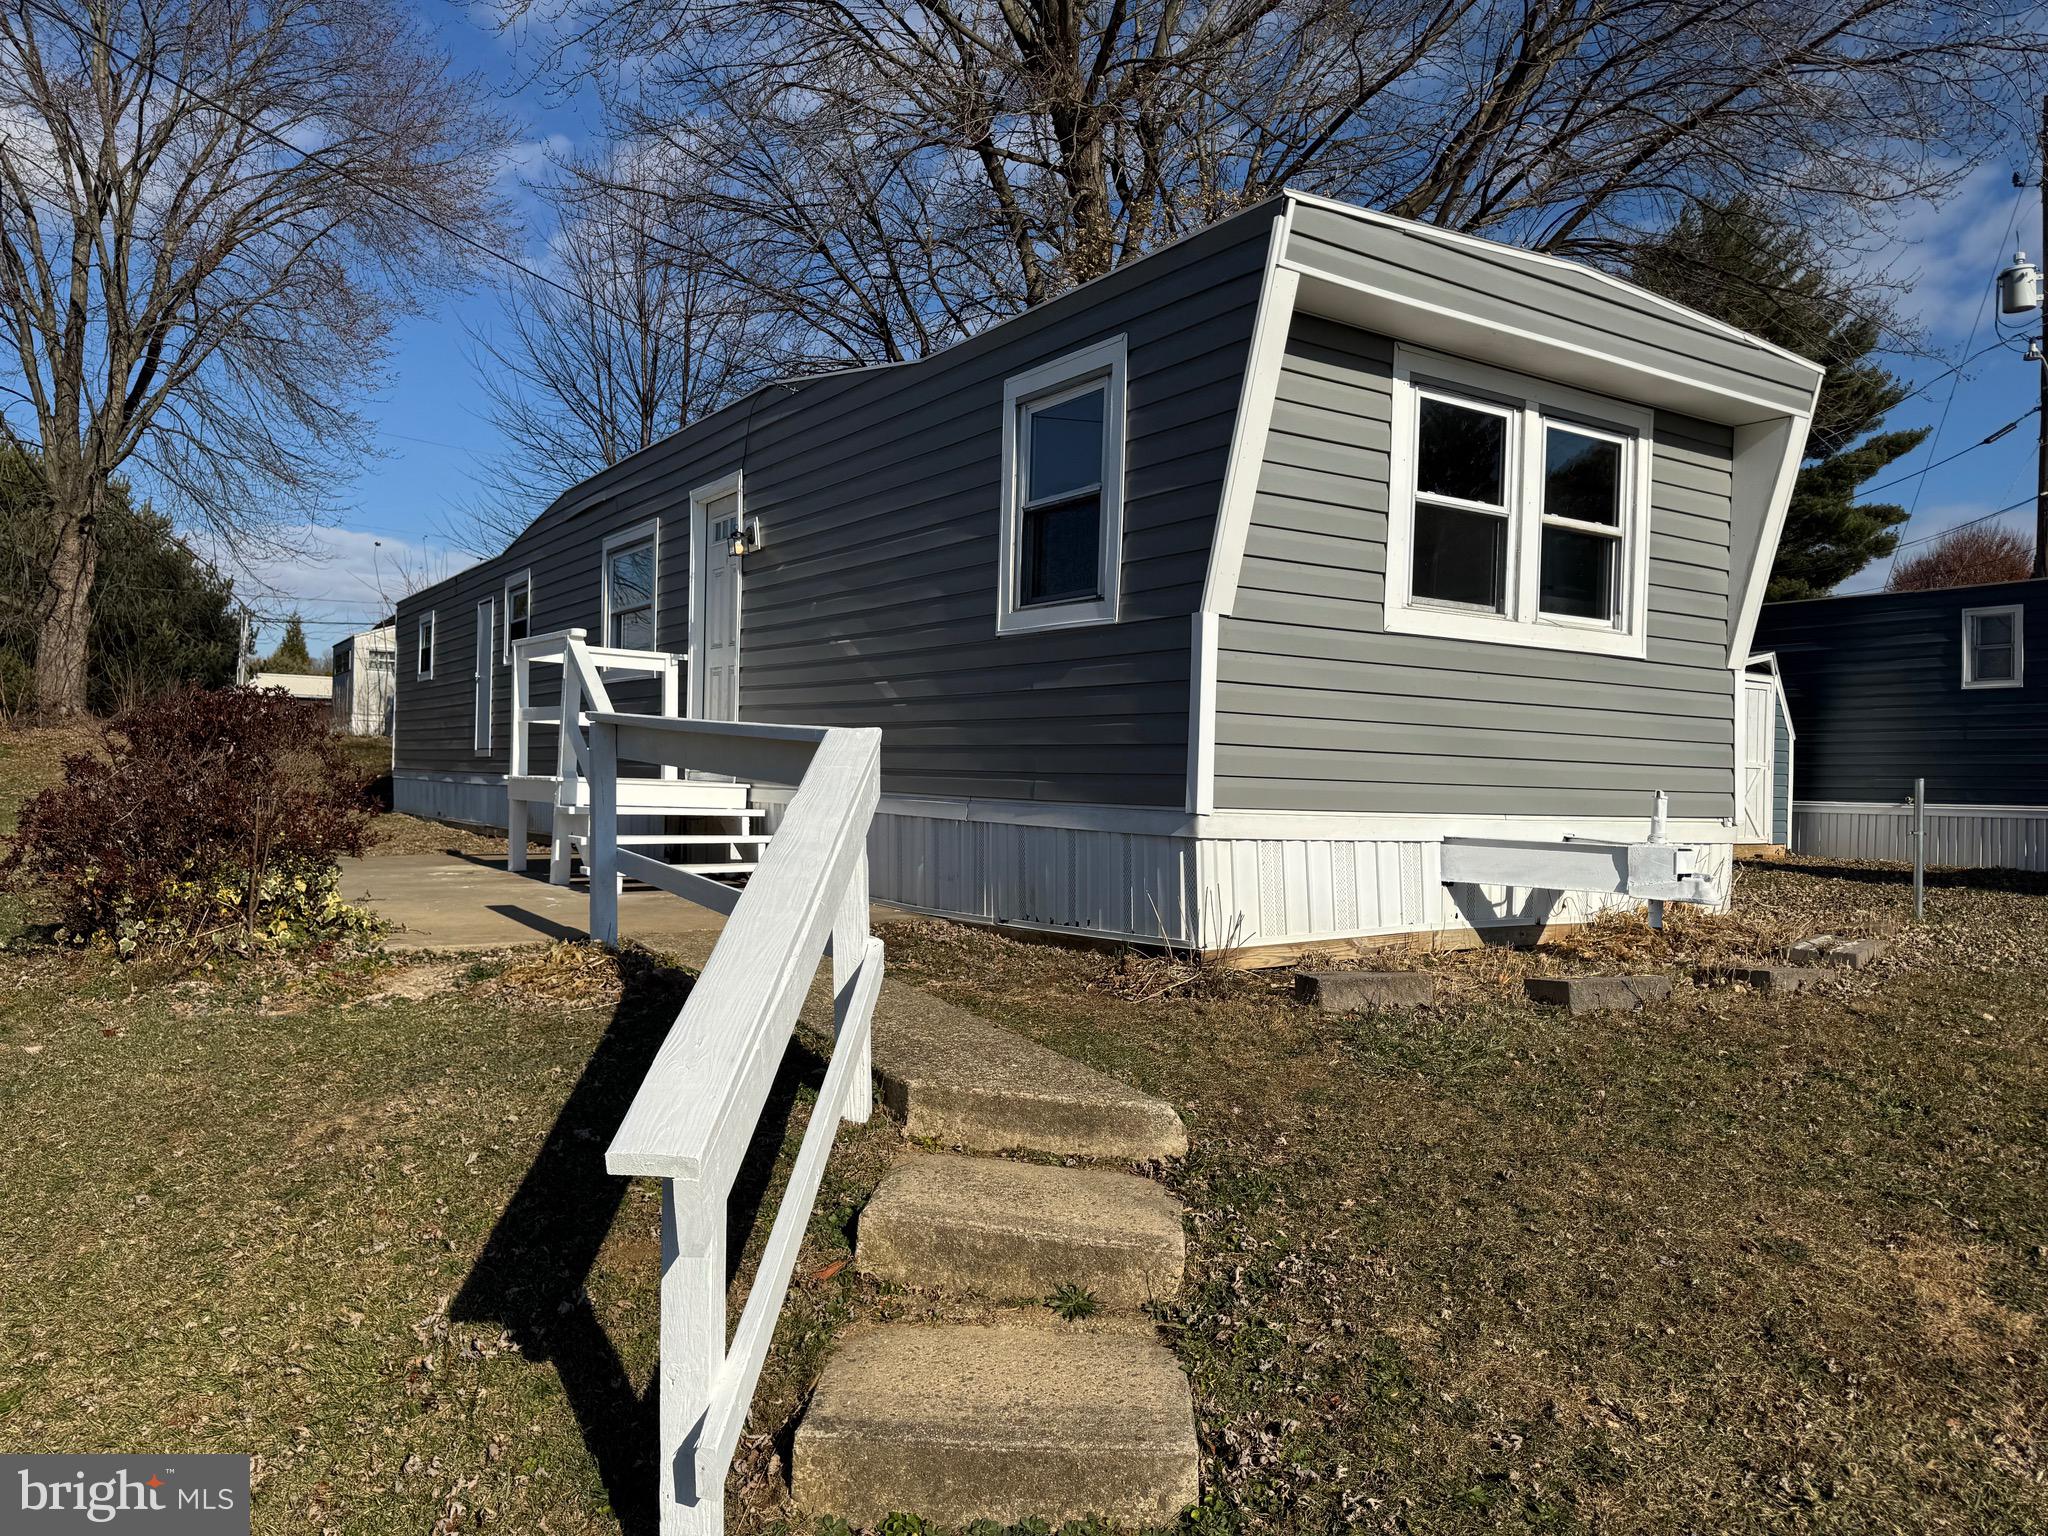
[858,1153,1184,1307]
[873,986,1187,1161]
[792,1324,1198,1526]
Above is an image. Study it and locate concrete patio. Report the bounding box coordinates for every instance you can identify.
[341,852,909,953]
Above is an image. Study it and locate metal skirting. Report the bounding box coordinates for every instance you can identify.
[394,771,532,831]
[750,790,1735,951]
[1793,800,2048,873]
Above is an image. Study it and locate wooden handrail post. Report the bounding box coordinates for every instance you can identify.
[659,1180,726,1535]
[589,717,621,947]
[551,662,583,886]
[832,849,875,1124]
[660,657,682,782]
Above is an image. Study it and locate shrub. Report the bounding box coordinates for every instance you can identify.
[3,685,376,952]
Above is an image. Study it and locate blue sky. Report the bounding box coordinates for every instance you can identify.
[241,19,2048,658]
[237,5,601,657]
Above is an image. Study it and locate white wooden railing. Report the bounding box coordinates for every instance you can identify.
[588,708,882,1534]
[508,629,686,883]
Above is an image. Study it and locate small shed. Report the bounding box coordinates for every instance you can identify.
[1738,653,1795,852]
[333,624,397,735]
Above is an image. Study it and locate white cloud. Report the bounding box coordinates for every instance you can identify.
[1858,163,2040,347]
[193,523,464,661]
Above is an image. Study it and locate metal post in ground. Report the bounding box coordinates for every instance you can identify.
[1912,777,1927,920]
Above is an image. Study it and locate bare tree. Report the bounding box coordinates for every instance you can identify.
[457,163,772,552]
[512,0,2047,368]
[1886,523,2035,591]
[0,0,514,715]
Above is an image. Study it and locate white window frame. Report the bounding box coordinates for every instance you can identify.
[473,597,493,755]
[1387,346,1654,660]
[416,610,435,680]
[601,519,660,651]
[1962,603,2025,690]
[997,334,1128,635]
[502,569,532,663]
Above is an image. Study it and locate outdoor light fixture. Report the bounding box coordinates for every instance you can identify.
[727,517,763,558]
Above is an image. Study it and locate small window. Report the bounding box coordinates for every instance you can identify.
[1389,349,1652,659]
[603,523,657,649]
[1963,604,2024,689]
[1410,393,1511,612]
[999,336,1126,633]
[416,612,435,679]
[503,571,531,661]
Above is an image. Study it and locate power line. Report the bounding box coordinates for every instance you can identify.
[1856,406,2038,501]
[1892,494,2036,551]
[1882,183,2031,577]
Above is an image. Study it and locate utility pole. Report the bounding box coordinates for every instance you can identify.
[2038,92,2047,577]
[235,606,252,686]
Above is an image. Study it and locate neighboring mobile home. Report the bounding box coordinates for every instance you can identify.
[1755,578,2048,871]
[333,623,398,736]
[393,191,1822,953]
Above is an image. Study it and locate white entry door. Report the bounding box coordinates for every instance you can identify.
[1739,675,1775,842]
[696,490,742,721]
[473,597,494,754]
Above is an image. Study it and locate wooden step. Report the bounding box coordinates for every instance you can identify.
[858,1153,1183,1307]
[792,1324,1197,1526]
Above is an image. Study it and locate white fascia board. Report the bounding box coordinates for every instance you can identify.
[1742,650,1797,742]
[1184,610,1219,815]
[1729,411,1814,665]
[1200,212,1298,620]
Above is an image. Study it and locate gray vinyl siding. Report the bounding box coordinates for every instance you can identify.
[1283,204,1818,418]
[396,205,1276,805]
[1755,582,2047,806]
[1214,312,1738,820]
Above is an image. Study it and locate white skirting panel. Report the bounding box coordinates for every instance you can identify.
[754,788,1735,952]
[407,771,1738,951]
[1794,800,2048,873]
[867,810,1203,944]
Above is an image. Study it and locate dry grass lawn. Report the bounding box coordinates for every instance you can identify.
[3,724,2046,1533]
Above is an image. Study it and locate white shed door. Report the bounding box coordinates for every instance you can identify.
[1739,675,1775,842]
[697,492,742,722]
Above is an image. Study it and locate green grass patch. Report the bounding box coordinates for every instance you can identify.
[883,860,2048,1533]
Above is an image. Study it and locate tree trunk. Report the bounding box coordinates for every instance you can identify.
[34,474,99,718]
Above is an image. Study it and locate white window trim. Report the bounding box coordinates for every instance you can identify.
[997,334,1128,635]
[1962,603,2025,690]
[502,569,532,663]
[600,519,660,651]
[687,470,744,720]
[473,597,493,755]
[416,611,435,680]
[1387,346,1654,660]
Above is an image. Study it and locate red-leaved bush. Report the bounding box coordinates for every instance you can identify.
[4,685,376,951]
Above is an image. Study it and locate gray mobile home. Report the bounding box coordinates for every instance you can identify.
[393,191,1821,953]
[1755,579,2048,871]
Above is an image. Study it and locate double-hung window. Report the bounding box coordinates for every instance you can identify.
[503,571,531,661]
[1389,348,1652,659]
[602,522,657,649]
[416,611,435,679]
[1962,604,2024,688]
[998,335,1127,633]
